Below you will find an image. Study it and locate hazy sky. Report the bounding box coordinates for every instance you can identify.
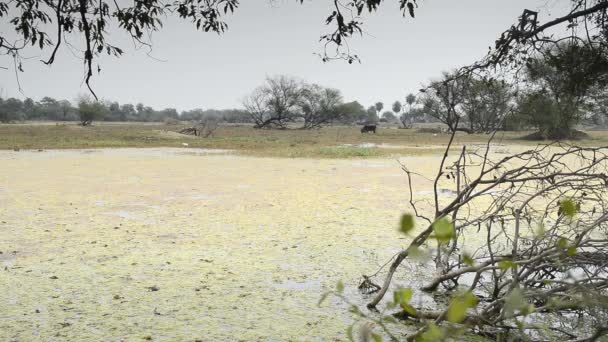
[0,0,565,111]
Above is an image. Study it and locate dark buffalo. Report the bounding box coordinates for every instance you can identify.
[361,125,377,134]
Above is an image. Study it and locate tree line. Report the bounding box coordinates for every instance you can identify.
[0,94,251,125]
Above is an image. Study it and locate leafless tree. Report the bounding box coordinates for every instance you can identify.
[420,72,469,133]
[243,75,302,129]
[461,77,514,133]
[351,127,608,340]
[244,76,345,129]
[299,84,344,129]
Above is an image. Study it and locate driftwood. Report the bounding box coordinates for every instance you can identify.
[178,119,219,138]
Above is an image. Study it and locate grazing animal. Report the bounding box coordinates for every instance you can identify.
[361,125,377,134]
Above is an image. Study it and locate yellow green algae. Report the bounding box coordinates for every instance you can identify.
[0,146,527,341]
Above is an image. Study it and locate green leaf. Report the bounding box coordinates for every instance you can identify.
[462,253,475,266]
[499,260,516,271]
[418,323,444,342]
[399,213,415,234]
[567,246,577,256]
[447,291,478,323]
[521,303,536,316]
[560,199,578,217]
[432,217,455,244]
[557,238,569,249]
[462,291,479,308]
[371,333,383,342]
[401,302,417,316]
[394,288,413,305]
[394,288,417,316]
[447,301,467,323]
[336,280,344,294]
[382,315,398,323]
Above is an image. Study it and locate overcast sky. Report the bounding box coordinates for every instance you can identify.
[0,0,566,111]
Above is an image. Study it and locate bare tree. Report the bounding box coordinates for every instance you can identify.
[243,87,271,128]
[243,75,302,129]
[420,72,469,133]
[299,84,344,129]
[461,77,513,133]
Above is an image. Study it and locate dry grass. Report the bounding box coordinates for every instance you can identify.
[1,122,608,158]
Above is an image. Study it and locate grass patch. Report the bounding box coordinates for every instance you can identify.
[2,122,607,158]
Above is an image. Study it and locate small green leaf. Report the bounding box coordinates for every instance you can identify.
[382,315,398,323]
[557,238,568,249]
[418,323,444,342]
[521,303,536,316]
[462,253,475,266]
[401,302,417,316]
[394,288,413,305]
[447,291,478,323]
[499,260,516,271]
[432,217,455,244]
[462,291,479,308]
[399,214,415,234]
[560,199,578,217]
[447,301,466,323]
[567,246,577,256]
[336,280,344,293]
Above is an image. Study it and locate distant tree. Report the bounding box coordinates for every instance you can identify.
[243,75,302,129]
[391,101,402,116]
[374,102,383,116]
[181,108,205,121]
[77,95,106,126]
[160,108,179,120]
[381,111,396,122]
[299,84,344,129]
[461,77,513,133]
[105,101,121,121]
[0,97,24,122]
[23,98,36,119]
[120,104,136,121]
[136,103,145,117]
[336,101,367,124]
[366,105,378,124]
[58,100,74,121]
[420,71,469,133]
[405,93,416,108]
[516,42,608,139]
[38,97,62,120]
[399,93,417,128]
[221,109,252,123]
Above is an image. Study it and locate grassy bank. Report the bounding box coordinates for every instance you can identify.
[2,122,607,158]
